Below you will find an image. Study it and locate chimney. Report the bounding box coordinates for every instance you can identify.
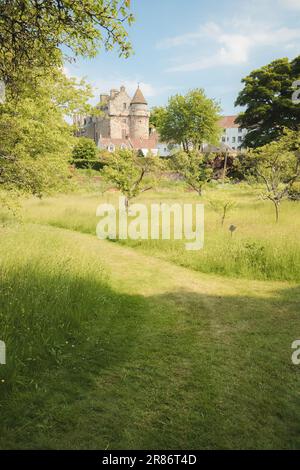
[100,94,109,103]
[110,89,118,99]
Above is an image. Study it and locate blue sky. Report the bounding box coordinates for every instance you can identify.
[65,0,300,115]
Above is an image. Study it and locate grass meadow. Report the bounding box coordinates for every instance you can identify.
[0,178,300,449]
[15,180,300,282]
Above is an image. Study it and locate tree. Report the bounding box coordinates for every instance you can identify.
[149,106,167,131]
[155,89,221,152]
[235,56,300,148]
[72,138,99,169]
[208,197,236,226]
[170,150,213,196]
[101,149,164,208]
[0,68,92,197]
[248,130,300,222]
[0,0,134,90]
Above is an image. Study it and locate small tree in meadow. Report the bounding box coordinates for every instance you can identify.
[248,130,300,222]
[170,150,213,196]
[101,149,164,209]
[208,197,236,226]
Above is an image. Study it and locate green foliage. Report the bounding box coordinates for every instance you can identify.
[248,130,300,221]
[0,0,134,89]
[72,138,99,169]
[235,56,300,148]
[149,106,167,130]
[288,181,300,201]
[154,89,221,151]
[101,149,165,203]
[170,150,213,195]
[228,152,257,181]
[0,68,93,196]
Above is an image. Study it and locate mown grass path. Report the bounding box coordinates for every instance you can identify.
[1,224,300,449]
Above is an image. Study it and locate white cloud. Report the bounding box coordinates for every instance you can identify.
[279,0,300,10]
[92,78,175,99]
[163,21,300,72]
[62,71,176,104]
[157,30,203,49]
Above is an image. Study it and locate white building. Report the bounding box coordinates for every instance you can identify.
[156,142,181,157]
[219,116,247,151]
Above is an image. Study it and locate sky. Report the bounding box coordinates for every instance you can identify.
[65,0,300,115]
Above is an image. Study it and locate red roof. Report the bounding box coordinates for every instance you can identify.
[219,115,239,129]
[129,134,158,149]
[100,138,130,146]
[131,86,148,105]
[100,133,158,150]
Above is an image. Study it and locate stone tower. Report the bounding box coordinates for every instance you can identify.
[129,86,150,139]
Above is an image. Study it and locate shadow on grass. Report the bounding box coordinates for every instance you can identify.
[0,267,300,450]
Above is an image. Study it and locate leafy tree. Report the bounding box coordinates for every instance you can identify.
[170,150,213,196]
[0,0,134,90]
[248,130,300,221]
[72,137,99,169]
[149,106,167,131]
[101,149,164,208]
[0,68,92,196]
[235,56,300,148]
[155,89,221,152]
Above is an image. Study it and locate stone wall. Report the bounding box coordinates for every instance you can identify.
[129,103,150,139]
[82,86,150,143]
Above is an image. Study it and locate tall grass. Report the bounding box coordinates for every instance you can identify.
[17,184,300,282]
[1,223,300,449]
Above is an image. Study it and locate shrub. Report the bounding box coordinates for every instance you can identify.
[72,138,99,169]
[288,181,300,201]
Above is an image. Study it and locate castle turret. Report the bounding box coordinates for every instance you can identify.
[129,86,150,139]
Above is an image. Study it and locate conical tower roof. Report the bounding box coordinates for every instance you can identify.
[131,86,147,105]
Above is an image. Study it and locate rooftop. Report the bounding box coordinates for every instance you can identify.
[131,86,148,105]
[219,115,239,129]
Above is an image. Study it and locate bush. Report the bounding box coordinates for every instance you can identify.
[288,181,300,201]
[72,138,99,170]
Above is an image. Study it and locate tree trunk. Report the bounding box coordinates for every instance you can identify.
[222,150,228,185]
[125,196,129,212]
[221,207,226,226]
[273,200,279,223]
